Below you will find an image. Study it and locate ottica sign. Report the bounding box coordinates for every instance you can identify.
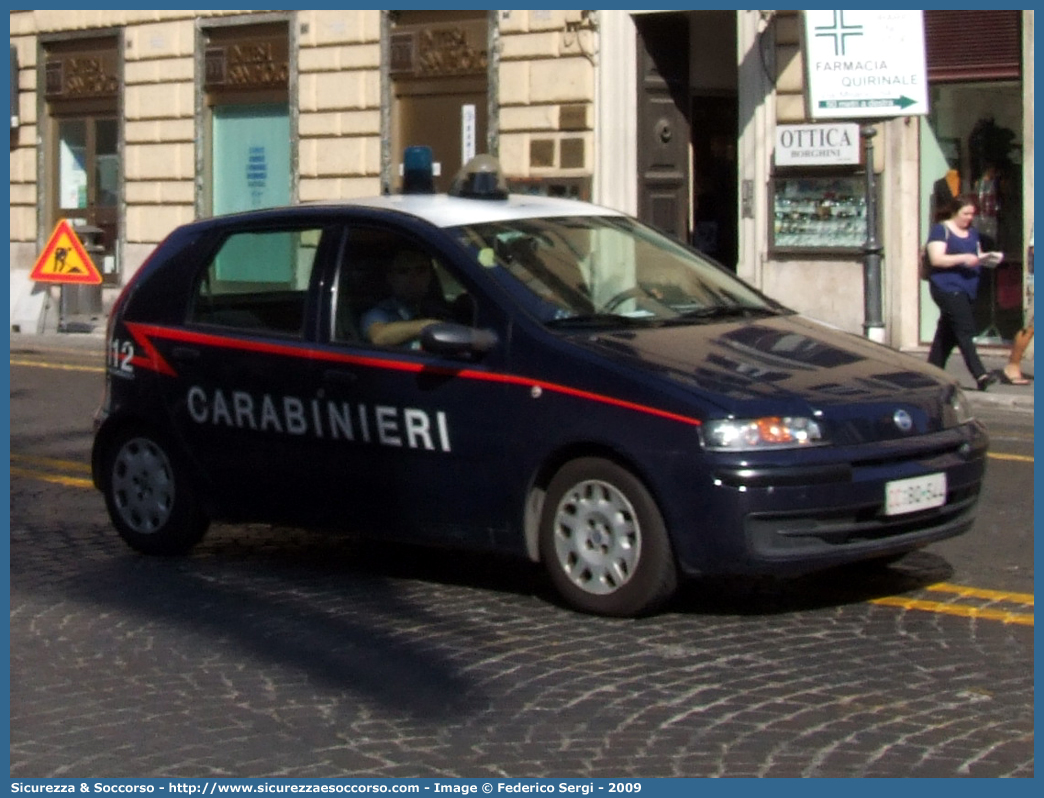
[775,123,860,167]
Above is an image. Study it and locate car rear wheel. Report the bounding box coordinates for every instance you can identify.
[538,458,678,617]
[101,426,209,555]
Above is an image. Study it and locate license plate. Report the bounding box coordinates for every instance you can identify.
[884,473,947,516]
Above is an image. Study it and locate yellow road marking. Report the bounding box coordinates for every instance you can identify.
[870,595,1033,626]
[10,358,104,373]
[926,582,1034,606]
[10,466,94,489]
[988,433,1035,443]
[12,346,103,358]
[988,452,1033,463]
[11,453,91,473]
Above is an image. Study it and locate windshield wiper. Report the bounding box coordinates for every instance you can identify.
[545,313,654,329]
[667,305,780,323]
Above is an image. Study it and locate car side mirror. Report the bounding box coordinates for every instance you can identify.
[420,322,498,358]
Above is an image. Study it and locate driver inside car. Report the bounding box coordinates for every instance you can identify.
[361,248,450,348]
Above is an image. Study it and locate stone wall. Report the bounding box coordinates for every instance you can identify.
[496,10,595,178]
[296,10,382,202]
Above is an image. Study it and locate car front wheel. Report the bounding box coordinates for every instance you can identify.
[101,426,209,555]
[538,458,678,617]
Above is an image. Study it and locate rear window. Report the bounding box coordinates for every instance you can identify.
[188,228,324,337]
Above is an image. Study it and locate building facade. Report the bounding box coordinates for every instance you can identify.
[9,9,1034,356]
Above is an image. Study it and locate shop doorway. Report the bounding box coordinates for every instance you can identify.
[393,91,488,193]
[635,12,739,269]
[202,22,291,217]
[389,11,489,193]
[691,95,738,270]
[919,83,1024,345]
[53,115,118,276]
[211,103,290,216]
[635,12,690,243]
[43,37,121,292]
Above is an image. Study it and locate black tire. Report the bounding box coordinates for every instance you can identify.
[538,458,678,617]
[100,425,209,555]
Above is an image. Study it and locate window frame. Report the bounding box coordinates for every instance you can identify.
[186,221,340,339]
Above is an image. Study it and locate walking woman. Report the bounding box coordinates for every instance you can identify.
[925,194,1005,391]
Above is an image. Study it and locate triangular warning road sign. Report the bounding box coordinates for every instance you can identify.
[29,219,103,285]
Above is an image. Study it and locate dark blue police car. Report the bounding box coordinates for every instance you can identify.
[92,153,988,617]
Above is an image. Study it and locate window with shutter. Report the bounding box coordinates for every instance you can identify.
[925,10,1021,82]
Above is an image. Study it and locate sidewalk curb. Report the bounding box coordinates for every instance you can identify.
[965,390,1035,413]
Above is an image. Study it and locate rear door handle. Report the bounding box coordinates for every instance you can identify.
[171,346,200,361]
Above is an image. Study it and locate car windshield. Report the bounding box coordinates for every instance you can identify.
[451,215,785,327]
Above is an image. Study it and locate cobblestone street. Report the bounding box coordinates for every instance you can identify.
[9,335,1034,779]
[10,480,1033,778]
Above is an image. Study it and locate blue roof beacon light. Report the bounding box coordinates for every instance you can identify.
[402,145,436,194]
[449,154,509,200]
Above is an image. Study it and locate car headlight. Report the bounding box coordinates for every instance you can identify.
[700,416,826,451]
[946,386,975,427]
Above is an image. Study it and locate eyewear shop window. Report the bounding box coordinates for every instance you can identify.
[921,82,1025,345]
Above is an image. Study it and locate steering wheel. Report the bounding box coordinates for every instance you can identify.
[602,286,653,313]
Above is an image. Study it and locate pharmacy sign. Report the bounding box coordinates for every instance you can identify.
[803,10,928,119]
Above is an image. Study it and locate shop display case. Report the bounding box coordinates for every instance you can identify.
[771,175,873,254]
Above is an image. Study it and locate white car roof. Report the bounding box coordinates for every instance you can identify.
[336,193,626,229]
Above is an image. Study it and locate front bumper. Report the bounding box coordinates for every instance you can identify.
[674,420,989,576]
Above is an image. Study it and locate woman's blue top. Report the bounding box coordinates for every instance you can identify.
[927,222,981,298]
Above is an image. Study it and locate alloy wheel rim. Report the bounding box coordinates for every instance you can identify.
[552,479,641,595]
[111,438,175,535]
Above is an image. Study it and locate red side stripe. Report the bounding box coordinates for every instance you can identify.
[121,322,701,427]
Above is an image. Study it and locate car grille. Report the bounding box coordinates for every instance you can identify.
[745,482,981,555]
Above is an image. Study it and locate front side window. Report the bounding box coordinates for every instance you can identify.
[332,227,473,348]
[189,227,324,336]
[452,215,785,328]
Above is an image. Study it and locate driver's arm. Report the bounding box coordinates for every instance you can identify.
[366,317,440,347]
